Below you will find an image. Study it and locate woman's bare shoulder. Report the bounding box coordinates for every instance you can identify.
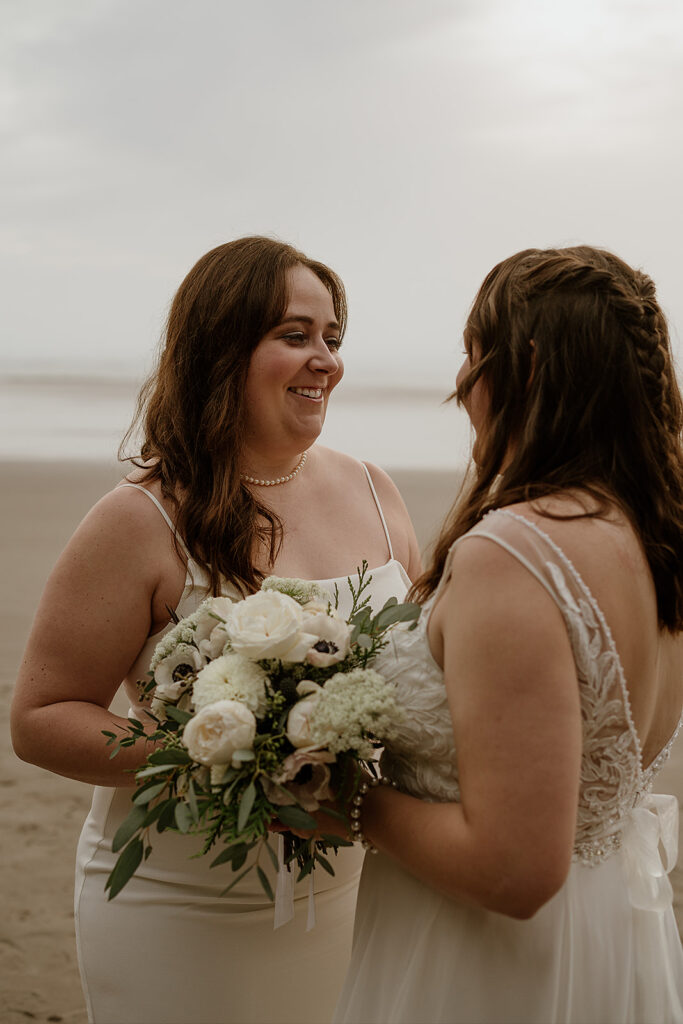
[68,475,178,562]
[498,493,646,579]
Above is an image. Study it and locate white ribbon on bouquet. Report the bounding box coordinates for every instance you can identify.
[274,834,316,930]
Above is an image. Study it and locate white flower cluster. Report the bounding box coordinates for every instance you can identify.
[261,576,329,607]
[193,654,268,717]
[308,668,403,759]
[149,596,234,670]
[150,621,199,671]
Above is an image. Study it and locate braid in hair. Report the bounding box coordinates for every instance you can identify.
[412,246,683,630]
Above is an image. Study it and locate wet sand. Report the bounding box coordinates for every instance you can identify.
[1,458,681,1023]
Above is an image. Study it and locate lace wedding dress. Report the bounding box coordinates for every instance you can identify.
[335,510,683,1024]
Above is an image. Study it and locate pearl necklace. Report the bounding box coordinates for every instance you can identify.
[240,451,308,487]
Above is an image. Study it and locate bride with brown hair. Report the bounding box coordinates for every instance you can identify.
[329,246,683,1023]
[10,236,421,1024]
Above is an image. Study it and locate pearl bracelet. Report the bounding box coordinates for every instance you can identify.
[349,776,397,853]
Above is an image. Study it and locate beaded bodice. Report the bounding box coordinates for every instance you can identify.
[379,509,682,866]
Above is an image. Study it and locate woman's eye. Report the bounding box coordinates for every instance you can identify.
[325,338,342,351]
[283,332,306,344]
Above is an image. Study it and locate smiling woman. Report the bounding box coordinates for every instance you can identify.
[10,236,422,1024]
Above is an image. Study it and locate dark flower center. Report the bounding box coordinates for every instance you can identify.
[172,664,195,683]
[312,640,338,654]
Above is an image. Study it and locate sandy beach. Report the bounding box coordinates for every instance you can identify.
[2,458,682,1023]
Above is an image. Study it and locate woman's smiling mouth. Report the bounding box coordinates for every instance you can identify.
[288,386,324,401]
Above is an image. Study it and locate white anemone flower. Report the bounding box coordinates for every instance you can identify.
[301,605,352,667]
[153,643,204,701]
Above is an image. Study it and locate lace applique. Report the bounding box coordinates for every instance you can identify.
[379,509,681,868]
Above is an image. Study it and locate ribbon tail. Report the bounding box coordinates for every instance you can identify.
[273,834,295,930]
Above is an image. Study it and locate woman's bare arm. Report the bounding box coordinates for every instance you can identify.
[11,487,184,786]
[321,536,582,918]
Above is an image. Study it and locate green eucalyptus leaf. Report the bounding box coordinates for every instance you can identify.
[256,866,275,902]
[372,602,422,631]
[135,764,177,779]
[319,833,354,848]
[142,802,168,828]
[132,781,167,805]
[296,858,314,882]
[112,804,147,853]
[147,748,191,765]
[187,778,199,823]
[237,781,257,832]
[105,838,144,899]
[314,852,335,876]
[164,706,193,725]
[275,805,317,830]
[232,844,249,870]
[211,842,247,868]
[157,799,179,832]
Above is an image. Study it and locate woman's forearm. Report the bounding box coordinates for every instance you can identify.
[360,786,570,919]
[11,701,157,787]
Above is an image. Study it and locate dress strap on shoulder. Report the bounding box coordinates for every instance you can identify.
[118,483,190,558]
[361,463,394,560]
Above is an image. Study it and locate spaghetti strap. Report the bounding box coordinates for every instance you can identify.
[118,483,190,558]
[361,463,394,560]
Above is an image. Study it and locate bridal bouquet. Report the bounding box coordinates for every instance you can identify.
[103,564,419,903]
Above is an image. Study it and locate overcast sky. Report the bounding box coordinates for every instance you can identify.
[2,0,683,390]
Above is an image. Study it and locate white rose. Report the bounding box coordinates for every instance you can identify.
[182,700,256,766]
[286,681,323,748]
[227,590,316,662]
[301,606,352,668]
[154,643,204,700]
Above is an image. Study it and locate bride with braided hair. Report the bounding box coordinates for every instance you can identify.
[325,246,683,1023]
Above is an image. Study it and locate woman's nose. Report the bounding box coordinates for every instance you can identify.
[309,339,340,373]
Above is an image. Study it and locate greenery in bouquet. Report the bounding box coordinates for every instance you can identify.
[103,563,420,902]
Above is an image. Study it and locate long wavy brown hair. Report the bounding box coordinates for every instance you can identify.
[413,245,683,631]
[120,236,347,596]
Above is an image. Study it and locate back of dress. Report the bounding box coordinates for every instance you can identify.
[336,509,683,1024]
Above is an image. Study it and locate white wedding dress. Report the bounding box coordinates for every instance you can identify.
[335,509,683,1024]
[74,464,411,1024]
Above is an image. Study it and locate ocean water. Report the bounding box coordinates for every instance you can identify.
[0,374,472,470]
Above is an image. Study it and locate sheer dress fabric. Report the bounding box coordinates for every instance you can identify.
[334,509,683,1024]
[74,468,411,1024]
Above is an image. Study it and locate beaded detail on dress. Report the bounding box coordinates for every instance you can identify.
[378,508,682,868]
